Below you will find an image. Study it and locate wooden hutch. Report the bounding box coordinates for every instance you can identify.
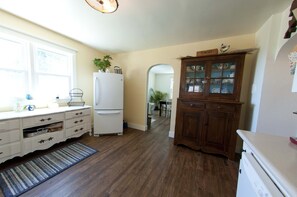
[174,52,248,160]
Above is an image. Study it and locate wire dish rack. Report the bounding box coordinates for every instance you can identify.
[67,88,85,106]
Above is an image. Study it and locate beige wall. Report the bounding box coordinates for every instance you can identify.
[0,10,104,112]
[115,34,257,135]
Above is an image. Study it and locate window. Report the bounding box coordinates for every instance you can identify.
[0,35,29,107]
[33,45,74,100]
[0,29,76,109]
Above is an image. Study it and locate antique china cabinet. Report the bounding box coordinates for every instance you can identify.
[174,52,247,160]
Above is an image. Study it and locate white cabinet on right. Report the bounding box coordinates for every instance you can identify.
[65,108,91,138]
[237,130,297,196]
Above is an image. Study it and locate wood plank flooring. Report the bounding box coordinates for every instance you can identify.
[0,115,239,197]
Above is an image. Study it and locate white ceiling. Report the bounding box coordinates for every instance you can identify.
[0,0,292,54]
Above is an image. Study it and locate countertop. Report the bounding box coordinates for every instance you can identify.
[0,106,91,121]
[237,130,297,196]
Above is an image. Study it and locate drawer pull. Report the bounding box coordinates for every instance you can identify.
[217,106,221,109]
[0,152,3,155]
[38,137,54,143]
[75,112,83,115]
[74,121,78,124]
[74,129,79,132]
[79,119,83,122]
[40,119,45,122]
[80,128,83,130]
[190,104,193,107]
[39,139,45,143]
[47,118,52,121]
[0,139,2,141]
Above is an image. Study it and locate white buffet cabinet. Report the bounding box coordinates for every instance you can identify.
[237,130,297,196]
[0,106,91,164]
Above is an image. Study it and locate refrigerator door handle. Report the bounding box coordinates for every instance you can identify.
[96,111,121,115]
[95,77,99,106]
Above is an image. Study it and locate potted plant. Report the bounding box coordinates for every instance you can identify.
[93,55,112,72]
[149,89,168,110]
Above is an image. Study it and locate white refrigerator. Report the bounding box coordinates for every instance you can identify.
[93,72,124,136]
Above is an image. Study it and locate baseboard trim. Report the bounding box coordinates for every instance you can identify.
[128,123,146,131]
[168,130,175,138]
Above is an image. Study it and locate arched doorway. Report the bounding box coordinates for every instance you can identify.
[146,64,174,130]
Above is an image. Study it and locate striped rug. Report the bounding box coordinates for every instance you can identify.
[0,142,97,197]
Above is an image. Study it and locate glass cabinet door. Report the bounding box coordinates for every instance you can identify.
[209,62,236,94]
[185,64,206,93]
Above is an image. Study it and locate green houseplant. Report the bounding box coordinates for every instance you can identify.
[149,89,168,110]
[93,55,112,72]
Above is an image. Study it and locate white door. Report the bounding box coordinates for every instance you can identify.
[93,73,123,110]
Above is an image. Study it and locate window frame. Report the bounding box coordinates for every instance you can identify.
[0,27,77,109]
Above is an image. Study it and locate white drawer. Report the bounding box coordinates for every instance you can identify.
[65,115,91,128]
[65,123,91,138]
[0,142,21,159]
[65,108,91,119]
[0,130,20,146]
[22,113,64,128]
[0,119,20,132]
[23,131,64,154]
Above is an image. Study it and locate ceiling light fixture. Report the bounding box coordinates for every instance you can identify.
[85,0,119,13]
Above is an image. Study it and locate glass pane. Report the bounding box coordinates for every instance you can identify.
[186,78,194,92]
[35,48,71,75]
[221,79,234,94]
[0,38,27,70]
[186,65,195,78]
[210,79,221,93]
[0,70,27,107]
[35,75,70,100]
[211,63,223,78]
[194,79,204,92]
[223,63,236,77]
[195,65,205,78]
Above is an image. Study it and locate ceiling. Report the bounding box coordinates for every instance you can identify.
[0,0,292,54]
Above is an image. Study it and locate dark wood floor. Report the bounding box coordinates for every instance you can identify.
[0,114,239,197]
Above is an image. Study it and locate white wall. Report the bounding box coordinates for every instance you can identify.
[155,74,173,99]
[248,7,297,137]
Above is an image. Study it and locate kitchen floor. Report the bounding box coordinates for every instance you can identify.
[0,118,239,197]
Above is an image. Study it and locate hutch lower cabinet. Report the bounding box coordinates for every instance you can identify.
[175,99,241,160]
[174,52,247,160]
